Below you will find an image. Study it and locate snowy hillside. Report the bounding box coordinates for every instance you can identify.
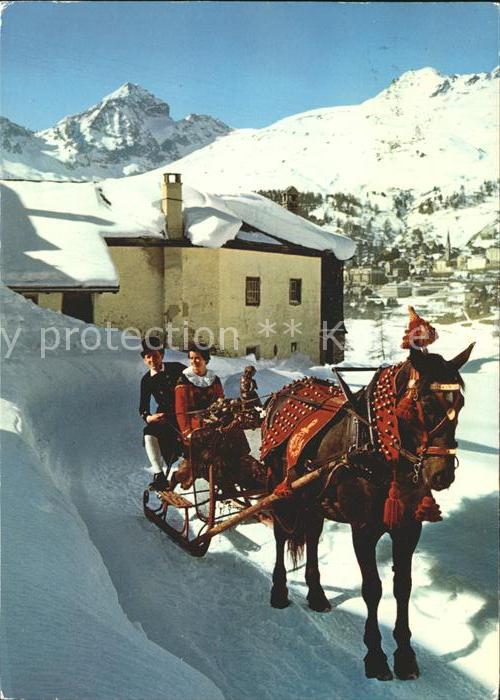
[1,286,498,699]
[166,67,499,197]
[1,83,231,179]
[154,67,499,253]
[2,67,497,195]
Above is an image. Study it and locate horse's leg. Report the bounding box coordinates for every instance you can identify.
[352,524,393,681]
[270,518,291,608]
[305,514,331,612]
[390,522,422,680]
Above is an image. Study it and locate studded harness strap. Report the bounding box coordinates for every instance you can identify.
[369,362,462,482]
[261,378,347,466]
[369,364,403,463]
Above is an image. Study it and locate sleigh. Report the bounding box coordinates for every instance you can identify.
[143,304,466,560]
[142,372,371,557]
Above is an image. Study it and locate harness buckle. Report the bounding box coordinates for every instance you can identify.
[412,458,423,484]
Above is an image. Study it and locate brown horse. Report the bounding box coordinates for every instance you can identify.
[263,344,474,681]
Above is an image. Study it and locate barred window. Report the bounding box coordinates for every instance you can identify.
[246,277,261,306]
[289,278,302,305]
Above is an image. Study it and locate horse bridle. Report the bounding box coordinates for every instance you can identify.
[397,366,462,482]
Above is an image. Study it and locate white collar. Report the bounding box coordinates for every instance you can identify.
[183,366,217,388]
[150,365,164,377]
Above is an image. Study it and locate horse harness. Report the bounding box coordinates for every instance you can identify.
[367,362,462,484]
[263,363,463,489]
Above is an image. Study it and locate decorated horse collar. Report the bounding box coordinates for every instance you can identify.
[368,363,404,464]
[369,361,461,466]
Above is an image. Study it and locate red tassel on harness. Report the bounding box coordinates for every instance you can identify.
[415,495,442,522]
[383,480,405,528]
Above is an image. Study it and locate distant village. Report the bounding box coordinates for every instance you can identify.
[260,184,499,325]
[344,219,498,324]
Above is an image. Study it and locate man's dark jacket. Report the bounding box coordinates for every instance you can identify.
[139,362,186,463]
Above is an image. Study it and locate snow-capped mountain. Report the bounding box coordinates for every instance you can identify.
[0,116,73,180]
[1,68,498,250]
[158,66,498,252]
[166,67,499,198]
[1,83,231,179]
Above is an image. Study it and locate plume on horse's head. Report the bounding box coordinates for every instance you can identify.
[401,306,438,350]
[401,305,473,387]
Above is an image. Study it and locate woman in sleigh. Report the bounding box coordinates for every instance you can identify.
[171,343,264,493]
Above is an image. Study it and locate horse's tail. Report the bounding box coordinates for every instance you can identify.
[266,449,306,566]
[287,528,305,569]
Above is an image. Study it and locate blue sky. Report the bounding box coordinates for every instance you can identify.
[1,1,498,131]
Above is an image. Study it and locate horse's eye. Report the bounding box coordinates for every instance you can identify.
[445,392,454,403]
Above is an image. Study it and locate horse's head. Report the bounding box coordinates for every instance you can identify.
[396,343,474,490]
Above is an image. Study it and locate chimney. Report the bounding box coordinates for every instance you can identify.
[281,186,299,214]
[161,173,183,239]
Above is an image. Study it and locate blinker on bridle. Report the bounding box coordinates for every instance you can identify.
[429,382,461,423]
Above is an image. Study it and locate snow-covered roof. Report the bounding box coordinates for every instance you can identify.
[102,172,356,258]
[0,174,355,289]
[208,190,355,258]
[0,181,129,289]
[235,230,284,246]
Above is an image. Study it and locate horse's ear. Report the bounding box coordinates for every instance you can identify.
[448,342,475,370]
[408,347,428,372]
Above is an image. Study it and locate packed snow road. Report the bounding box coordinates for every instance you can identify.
[1,289,497,699]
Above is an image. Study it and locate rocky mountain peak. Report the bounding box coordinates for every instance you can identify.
[3,83,231,179]
[104,82,154,100]
[383,66,444,99]
[100,82,171,117]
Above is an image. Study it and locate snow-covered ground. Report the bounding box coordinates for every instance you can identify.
[1,287,498,699]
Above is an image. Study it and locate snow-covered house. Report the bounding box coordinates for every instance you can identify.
[0,179,120,322]
[0,173,355,362]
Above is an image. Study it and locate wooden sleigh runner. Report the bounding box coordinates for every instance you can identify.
[142,442,348,557]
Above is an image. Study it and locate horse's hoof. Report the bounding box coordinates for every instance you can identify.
[270,597,291,609]
[307,595,332,613]
[364,653,393,681]
[270,590,291,608]
[395,666,420,680]
[394,650,420,680]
